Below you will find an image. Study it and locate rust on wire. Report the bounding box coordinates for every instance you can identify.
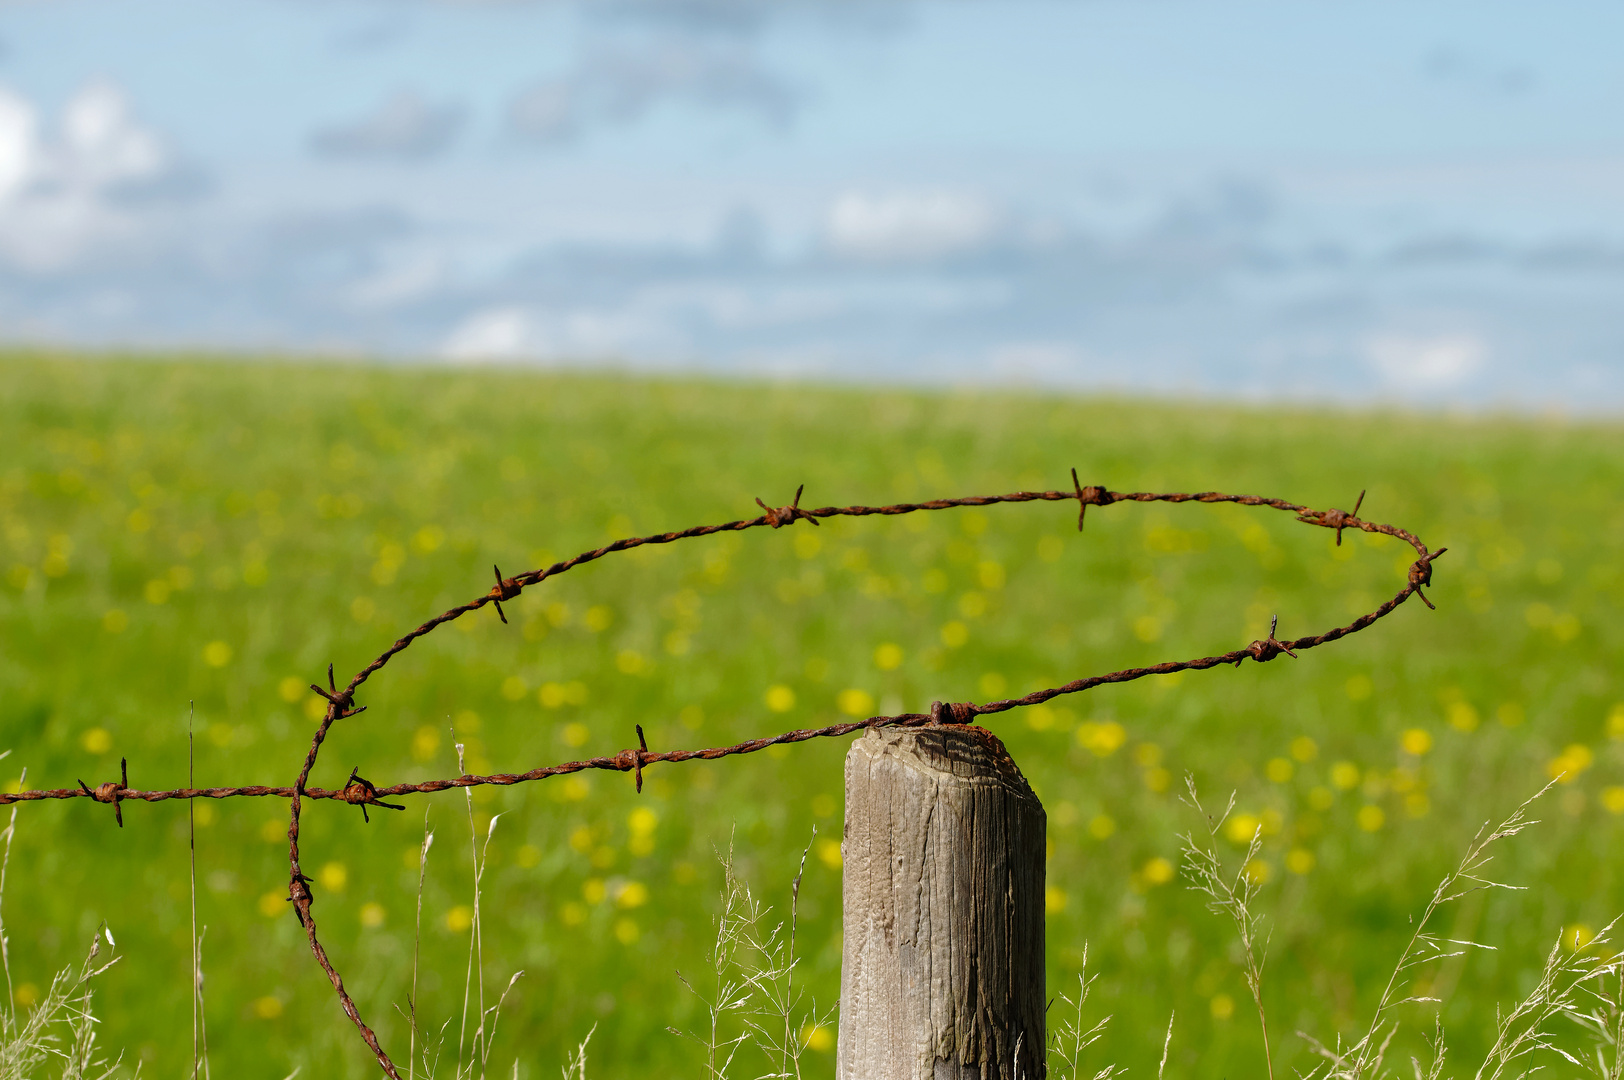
[342,767,405,823]
[1069,467,1113,531]
[75,757,128,827]
[0,473,1444,1079]
[1239,614,1298,665]
[309,662,359,715]
[755,483,819,528]
[614,724,651,793]
[1297,489,1367,547]
[489,564,522,624]
[1408,548,1448,610]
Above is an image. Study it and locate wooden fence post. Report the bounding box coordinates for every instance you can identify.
[838,724,1047,1080]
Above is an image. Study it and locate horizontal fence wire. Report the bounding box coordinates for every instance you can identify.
[1,475,1443,1076]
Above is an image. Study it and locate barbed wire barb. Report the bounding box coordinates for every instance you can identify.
[1237,614,1299,667]
[489,564,522,624]
[1070,467,1113,531]
[343,767,405,823]
[76,757,127,827]
[755,484,818,528]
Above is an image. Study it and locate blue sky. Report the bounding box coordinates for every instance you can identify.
[1,0,1622,407]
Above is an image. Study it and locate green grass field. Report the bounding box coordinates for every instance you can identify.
[1,351,1622,1077]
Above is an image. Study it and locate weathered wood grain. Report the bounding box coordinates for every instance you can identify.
[838,725,1047,1080]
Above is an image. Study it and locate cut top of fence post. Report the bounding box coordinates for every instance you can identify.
[839,724,1047,1080]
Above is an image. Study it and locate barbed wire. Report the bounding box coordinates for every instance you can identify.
[1,474,1443,1077]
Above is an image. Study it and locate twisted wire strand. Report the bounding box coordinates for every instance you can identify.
[7,479,1440,1077]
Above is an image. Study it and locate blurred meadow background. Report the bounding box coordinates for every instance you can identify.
[2,353,1622,1077]
[2,0,1624,1076]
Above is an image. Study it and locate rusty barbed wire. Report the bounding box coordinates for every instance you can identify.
[0,476,1443,1078]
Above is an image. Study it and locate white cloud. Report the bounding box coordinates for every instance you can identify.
[59,80,169,189]
[825,190,998,261]
[443,307,533,362]
[0,79,174,202]
[0,79,194,273]
[0,88,38,202]
[1366,333,1486,388]
[441,304,675,363]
